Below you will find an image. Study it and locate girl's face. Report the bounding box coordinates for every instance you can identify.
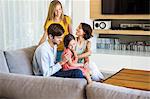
[76,24,85,37]
[54,4,62,18]
[68,39,76,50]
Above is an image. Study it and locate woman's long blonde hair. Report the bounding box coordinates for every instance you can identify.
[44,0,67,30]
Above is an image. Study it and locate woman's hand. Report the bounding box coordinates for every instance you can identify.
[59,53,70,65]
[72,49,78,58]
[84,62,89,68]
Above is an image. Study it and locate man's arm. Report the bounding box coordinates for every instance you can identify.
[39,51,62,77]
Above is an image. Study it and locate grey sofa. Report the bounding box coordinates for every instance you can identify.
[0,46,149,99]
[0,46,87,99]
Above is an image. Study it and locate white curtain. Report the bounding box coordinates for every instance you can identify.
[0,0,72,50]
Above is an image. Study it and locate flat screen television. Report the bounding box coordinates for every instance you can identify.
[102,0,150,14]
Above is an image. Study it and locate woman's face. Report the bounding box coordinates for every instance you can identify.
[68,39,76,50]
[54,4,62,17]
[76,24,85,37]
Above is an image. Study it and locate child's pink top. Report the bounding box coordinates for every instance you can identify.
[62,48,89,75]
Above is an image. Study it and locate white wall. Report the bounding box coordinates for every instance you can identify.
[72,0,97,52]
[72,0,92,33]
[0,0,72,50]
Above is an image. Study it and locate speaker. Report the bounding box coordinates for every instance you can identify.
[94,21,111,30]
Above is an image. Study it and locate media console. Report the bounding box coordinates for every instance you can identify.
[93,19,150,31]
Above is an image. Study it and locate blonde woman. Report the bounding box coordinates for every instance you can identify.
[39,0,72,62]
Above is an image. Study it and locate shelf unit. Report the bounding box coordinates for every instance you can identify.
[94,49,150,57]
[90,0,150,72]
[94,30,150,35]
[90,0,150,35]
[90,49,150,73]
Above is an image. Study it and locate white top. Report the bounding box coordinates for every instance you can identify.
[32,41,62,77]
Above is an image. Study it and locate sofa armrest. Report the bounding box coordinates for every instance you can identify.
[0,73,87,99]
[86,82,150,99]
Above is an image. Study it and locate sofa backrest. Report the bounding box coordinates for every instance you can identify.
[0,51,9,73]
[4,46,37,75]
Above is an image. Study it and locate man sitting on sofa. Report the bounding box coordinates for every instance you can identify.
[32,23,84,78]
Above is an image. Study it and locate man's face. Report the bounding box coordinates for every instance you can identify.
[53,35,63,45]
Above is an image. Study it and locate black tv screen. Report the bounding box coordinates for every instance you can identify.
[102,0,150,14]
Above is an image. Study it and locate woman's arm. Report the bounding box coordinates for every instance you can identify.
[66,15,72,34]
[68,58,84,67]
[71,49,78,63]
[78,41,92,59]
[38,30,47,45]
[68,24,72,34]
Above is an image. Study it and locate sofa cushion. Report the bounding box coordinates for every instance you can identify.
[86,82,150,99]
[0,73,87,99]
[4,46,37,75]
[0,51,9,73]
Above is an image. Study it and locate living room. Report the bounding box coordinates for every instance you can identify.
[0,0,150,99]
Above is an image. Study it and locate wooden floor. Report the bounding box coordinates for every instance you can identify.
[103,68,150,91]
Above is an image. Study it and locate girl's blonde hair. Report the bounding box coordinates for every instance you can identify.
[44,0,67,30]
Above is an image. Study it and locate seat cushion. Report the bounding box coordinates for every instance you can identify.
[4,46,37,75]
[0,50,9,73]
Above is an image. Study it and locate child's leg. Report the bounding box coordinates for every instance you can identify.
[85,73,92,84]
[80,68,92,84]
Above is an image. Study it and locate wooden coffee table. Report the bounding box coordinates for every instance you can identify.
[103,68,150,91]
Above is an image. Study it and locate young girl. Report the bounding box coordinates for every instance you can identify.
[39,0,72,62]
[62,34,92,84]
[76,23,104,81]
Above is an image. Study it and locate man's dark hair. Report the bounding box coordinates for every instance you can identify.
[81,23,93,40]
[47,23,64,38]
[64,34,75,48]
